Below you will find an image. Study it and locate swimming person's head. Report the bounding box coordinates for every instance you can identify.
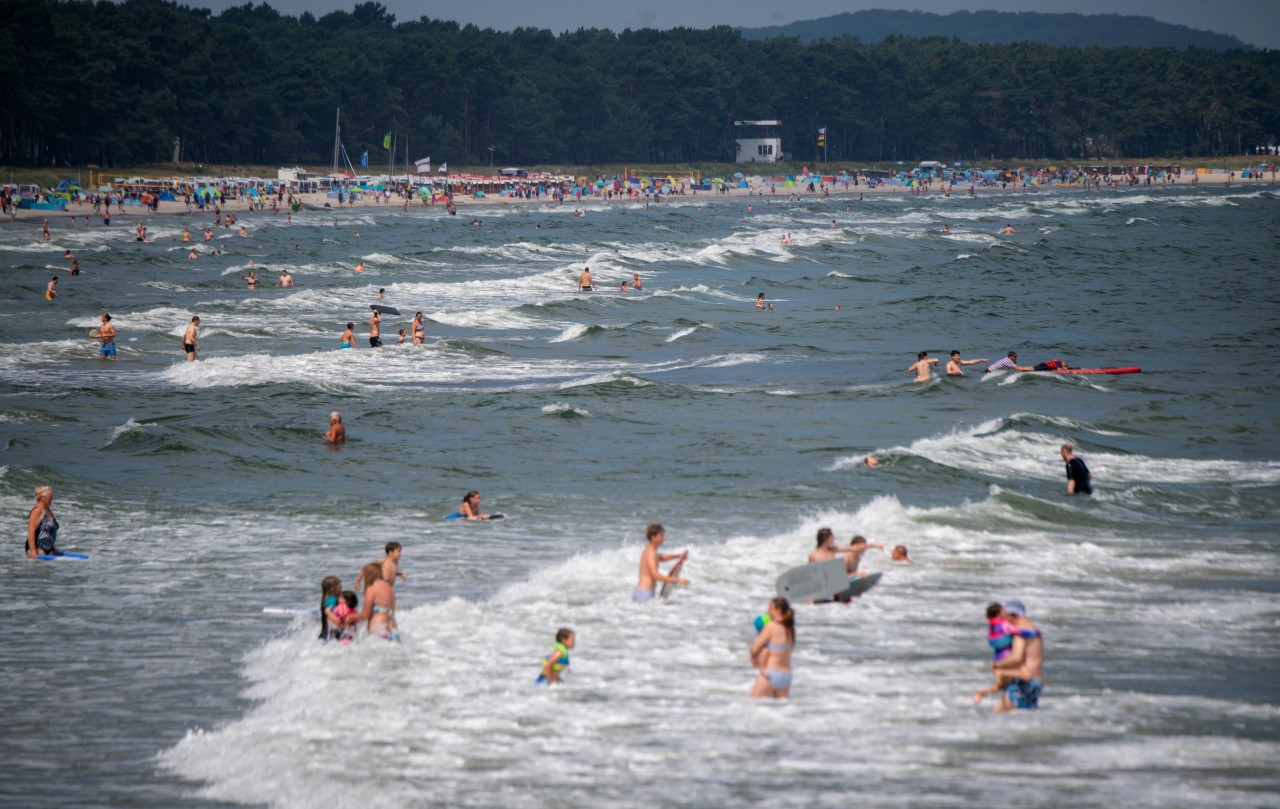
[321,576,341,598]
[849,535,867,547]
[646,523,664,543]
[340,591,358,609]
[385,541,401,556]
[986,603,1003,620]
[555,627,575,648]
[816,527,833,548]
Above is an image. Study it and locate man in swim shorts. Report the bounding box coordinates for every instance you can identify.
[368,310,382,347]
[45,276,59,300]
[98,313,116,360]
[975,599,1045,711]
[340,322,354,348]
[578,266,595,291]
[634,523,687,602]
[182,316,200,361]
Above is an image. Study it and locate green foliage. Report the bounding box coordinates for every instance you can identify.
[1,1,1276,168]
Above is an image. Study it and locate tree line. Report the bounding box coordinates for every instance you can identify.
[1,0,1276,169]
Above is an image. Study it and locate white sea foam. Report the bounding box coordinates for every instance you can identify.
[540,402,590,417]
[830,415,1280,486]
[160,493,1280,808]
[666,326,698,342]
[549,323,590,343]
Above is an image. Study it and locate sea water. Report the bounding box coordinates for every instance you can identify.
[1,186,1278,808]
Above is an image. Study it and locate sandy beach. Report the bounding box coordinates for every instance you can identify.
[3,169,1272,226]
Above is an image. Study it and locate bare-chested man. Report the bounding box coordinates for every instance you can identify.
[908,351,939,382]
[633,523,687,602]
[368,310,382,347]
[182,316,200,361]
[974,599,1044,711]
[324,411,345,444]
[276,269,294,288]
[97,313,116,360]
[578,266,594,291]
[946,350,988,377]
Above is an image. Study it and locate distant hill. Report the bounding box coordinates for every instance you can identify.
[739,9,1252,50]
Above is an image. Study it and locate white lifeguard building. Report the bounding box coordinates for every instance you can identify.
[735,120,782,164]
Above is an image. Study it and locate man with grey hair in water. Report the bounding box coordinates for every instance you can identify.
[323,412,345,444]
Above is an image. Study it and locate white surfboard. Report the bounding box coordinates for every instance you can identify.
[775,558,848,602]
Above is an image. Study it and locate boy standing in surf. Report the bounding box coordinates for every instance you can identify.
[634,523,688,602]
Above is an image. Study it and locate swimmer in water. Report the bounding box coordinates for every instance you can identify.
[946,350,987,376]
[891,545,913,563]
[578,266,594,291]
[756,293,766,310]
[340,322,354,349]
[534,628,575,686]
[458,490,490,520]
[908,351,939,382]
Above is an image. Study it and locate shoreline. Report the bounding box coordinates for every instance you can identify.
[2,170,1273,225]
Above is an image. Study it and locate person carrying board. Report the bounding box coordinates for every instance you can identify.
[633,523,688,603]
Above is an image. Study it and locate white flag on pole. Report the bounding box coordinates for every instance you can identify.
[414,156,431,173]
[437,162,448,173]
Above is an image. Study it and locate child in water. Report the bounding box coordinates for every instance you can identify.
[332,591,359,644]
[319,576,342,642]
[534,628,575,685]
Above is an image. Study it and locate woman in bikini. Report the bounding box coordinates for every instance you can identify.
[411,312,425,345]
[349,563,399,641]
[750,597,795,698]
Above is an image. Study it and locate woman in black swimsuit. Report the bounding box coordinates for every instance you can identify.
[26,485,58,558]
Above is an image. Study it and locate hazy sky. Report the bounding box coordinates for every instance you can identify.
[195,0,1276,49]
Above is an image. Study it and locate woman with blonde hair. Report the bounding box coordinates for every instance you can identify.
[26,486,59,558]
[349,562,399,641]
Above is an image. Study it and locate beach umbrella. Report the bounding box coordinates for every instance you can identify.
[733,172,744,179]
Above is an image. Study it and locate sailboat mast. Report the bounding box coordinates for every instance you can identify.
[332,108,341,175]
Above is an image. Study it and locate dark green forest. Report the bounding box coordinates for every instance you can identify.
[2,0,1277,168]
[739,9,1253,51]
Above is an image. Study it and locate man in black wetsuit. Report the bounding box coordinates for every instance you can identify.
[1061,444,1092,495]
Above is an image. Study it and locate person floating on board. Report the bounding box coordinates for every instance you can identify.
[986,351,1034,373]
[974,600,1044,711]
[946,350,987,376]
[633,523,688,603]
[1061,444,1092,495]
[1033,359,1071,371]
[534,628,575,686]
[750,598,795,699]
[457,490,494,520]
[324,411,345,444]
